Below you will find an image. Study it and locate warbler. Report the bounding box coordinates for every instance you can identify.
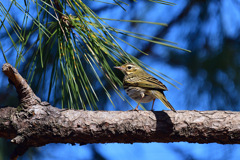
[114,63,176,112]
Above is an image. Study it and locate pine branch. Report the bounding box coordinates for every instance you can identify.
[1,63,240,159]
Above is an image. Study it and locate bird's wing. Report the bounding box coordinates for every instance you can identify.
[124,75,168,91]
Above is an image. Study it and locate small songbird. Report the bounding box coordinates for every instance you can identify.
[114,63,176,112]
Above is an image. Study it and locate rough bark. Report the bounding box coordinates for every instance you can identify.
[1,63,240,158]
[1,106,240,146]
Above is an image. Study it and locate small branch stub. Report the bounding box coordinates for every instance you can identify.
[2,63,41,108]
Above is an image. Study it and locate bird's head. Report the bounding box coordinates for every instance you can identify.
[114,63,144,75]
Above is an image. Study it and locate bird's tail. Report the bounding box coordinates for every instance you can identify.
[153,91,176,112]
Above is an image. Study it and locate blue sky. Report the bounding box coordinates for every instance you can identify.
[1,0,240,160]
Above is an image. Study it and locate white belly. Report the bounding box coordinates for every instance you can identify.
[125,87,154,103]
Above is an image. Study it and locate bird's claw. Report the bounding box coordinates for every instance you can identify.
[133,108,139,111]
[128,108,139,111]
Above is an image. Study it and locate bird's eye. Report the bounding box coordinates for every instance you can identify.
[127,66,132,70]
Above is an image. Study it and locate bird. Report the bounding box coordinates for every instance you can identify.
[114,63,176,112]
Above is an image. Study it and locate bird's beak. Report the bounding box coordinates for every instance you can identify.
[114,66,124,70]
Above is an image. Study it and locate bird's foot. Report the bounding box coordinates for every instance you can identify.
[133,108,139,111]
[128,108,139,111]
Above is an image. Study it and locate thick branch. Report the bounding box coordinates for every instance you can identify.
[1,63,240,158]
[0,106,240,146]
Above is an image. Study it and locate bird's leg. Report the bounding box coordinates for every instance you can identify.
[134,93,144,111]
[134,103,140,111]
[151,99,156,111]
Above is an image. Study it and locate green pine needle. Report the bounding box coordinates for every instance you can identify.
[0,0,190,110]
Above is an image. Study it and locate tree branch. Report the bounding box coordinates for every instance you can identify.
[1,63,240,158]
[1,106,240,146]
[2,63,41,108]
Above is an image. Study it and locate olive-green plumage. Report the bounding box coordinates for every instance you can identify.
[115,63,176,112]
